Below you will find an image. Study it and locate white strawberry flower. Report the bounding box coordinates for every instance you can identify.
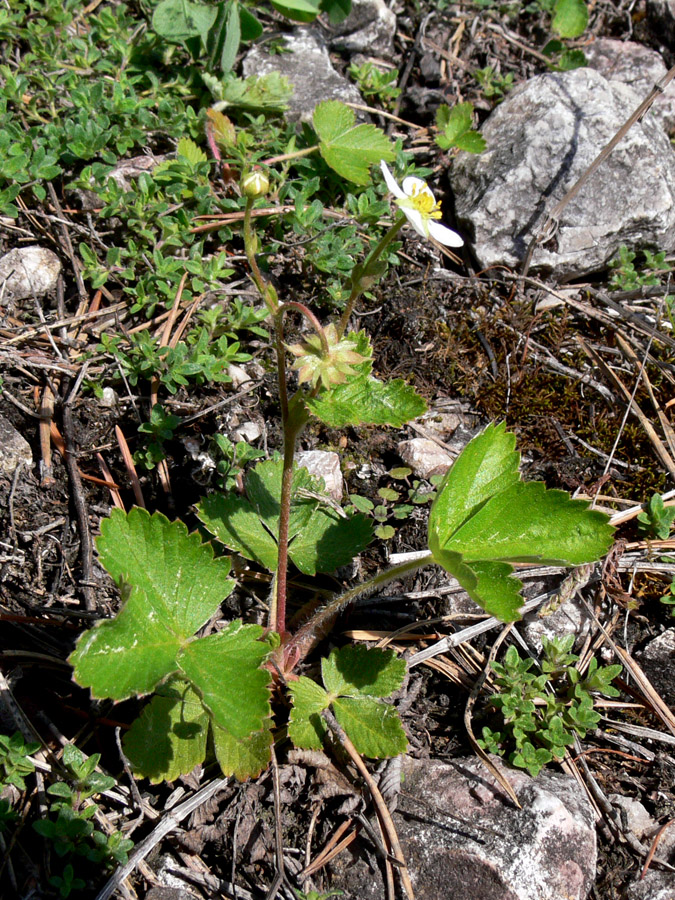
[380,160,463,248]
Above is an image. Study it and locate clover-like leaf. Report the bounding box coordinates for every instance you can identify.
[435,103,486,154]
[428,423,614,622]
[313,101,395,185]
[123,679,209,783]
[197,459,372,575]
[307,373,426,428]
[177,622,272,739]
[289,646,407,758]
[70,509,234,700]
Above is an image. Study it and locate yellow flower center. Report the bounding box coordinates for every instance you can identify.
[408,184,442,220]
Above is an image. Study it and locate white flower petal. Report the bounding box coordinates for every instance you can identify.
[402,176,433,201]
[402,207,428,238]
[428,219,464,247]
[380,161,406,200]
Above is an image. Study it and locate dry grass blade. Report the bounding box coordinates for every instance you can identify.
[114,425,145,509]
[322,709,415,900]
[463,623,521,809]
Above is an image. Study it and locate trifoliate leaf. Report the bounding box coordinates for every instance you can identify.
[428,423,614,623]
[288,676,330,750]
[212,720,273,781]
[332,697,407,758]
[177,622,271,739]
[313,101,395,185]
[123,679,209,783]
[197,459,372,575]
[322,646,406,699]
[70,509,234,700]
[307,374,426,428]
[552,0,588,38]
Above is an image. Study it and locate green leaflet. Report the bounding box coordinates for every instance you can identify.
[123,679,209,784]
[70,508,235,699]
[313,101,395,185]
[197,458,373,575]
[428,423,614,622]
[289,646,407,758]
[307,373,427,428]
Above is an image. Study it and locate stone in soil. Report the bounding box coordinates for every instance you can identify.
[451,68,675,278]
[0,414,33,479]
[243,28,364,123]
[0,246,61,303]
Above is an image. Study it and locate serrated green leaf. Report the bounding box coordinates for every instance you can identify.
[322,0,351,24]
[433,549,525,622]
[70,509,234,700]
[198,493,279,570]
[453,131,487,153]
[428,422,520,558]
[436,102,473,144]
[307,374,426,428]
[177,137,207,166]
[444,481,615,565]
[198,460,372,575]
[177,622,271,738]
[322,645,406,699]
[288,676,330,749]
[428,423,614,622]
[553,0,588,38]
[333,697,407,758]
[123,679,209,783]
[212,720,273,780]
[313,101,395,185]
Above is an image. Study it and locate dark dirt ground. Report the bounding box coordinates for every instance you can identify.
[2,1,675,899]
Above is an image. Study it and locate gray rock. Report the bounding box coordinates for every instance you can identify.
[646,0,675,50]
[296,449,343,502]
[0,246,61,302]
[636,628,675,707]
[0,415,32,479]
[327,0,396,57]
[397,437,454,479]
[627,871,675,900]
[451,68,675,278]
[243,28,364,123]
[584,38,675,134]
[522,597,592,654]
[330,755,597,899]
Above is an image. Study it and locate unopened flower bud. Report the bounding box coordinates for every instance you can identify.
[241,169,269,198]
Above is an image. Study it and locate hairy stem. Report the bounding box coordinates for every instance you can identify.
[262,145,318,166]
[244,197,278,314]
[282,553,433,670]
[337,214,406,336]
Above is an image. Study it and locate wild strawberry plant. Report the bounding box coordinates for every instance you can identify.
[70,105,614,784]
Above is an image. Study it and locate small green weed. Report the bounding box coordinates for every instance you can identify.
[348,62,401,109]
[479,636,622,776]
[637,493,675,540]
[608,246,673,292]
[135,404,182,470]
[0,732,39,790]
[474,67,515,101]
